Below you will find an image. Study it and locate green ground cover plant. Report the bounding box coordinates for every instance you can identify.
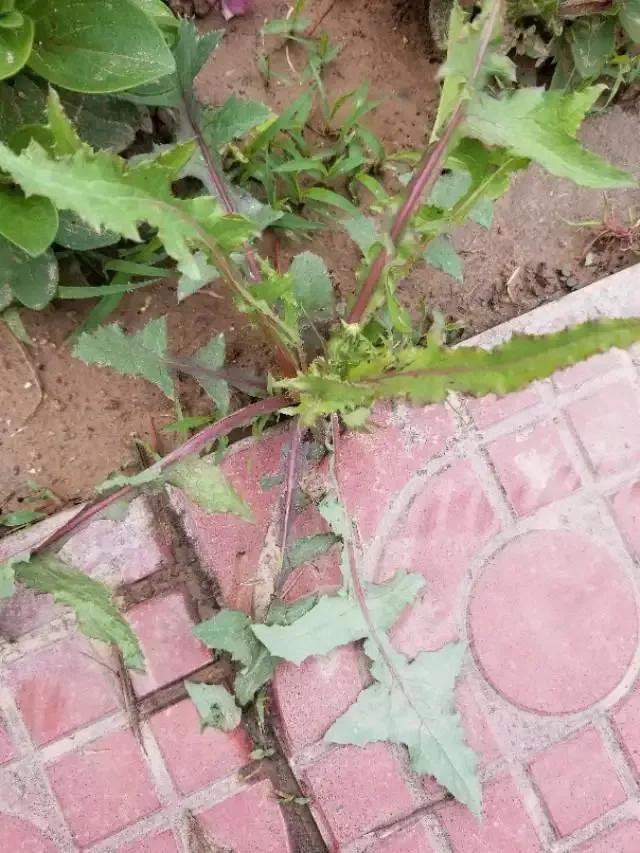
[2,0,640,817]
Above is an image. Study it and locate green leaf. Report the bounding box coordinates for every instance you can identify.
[14,553,144,669]
[202,96,272,150]
[59,91,149,152]
[55,211,119,250]
[283,319,640,424]
[194,609,259,667]
[342,214,380,255]
[189,333,229,414]
[0,12,32,80]
[126,20,222,107]
[0,74,45,141]
[289,251,333,318]
[327,637,481,817]
[433,0,515,139]
[569,17,615,80]
[166,456,252,520]
[252,571,425,665]
[1,305,31,344]
[0,128,247,279]
[470,197,493,228]
[0,185,57,256]
[26,0,175,94]
[463,87,635,189]
[286,533,338,570]
[177,250,219,302]
[303,187,360,215]
[0,562,14,598]
[184,681,241,731]
[73,317,175,399]
[0,236,58,309]
[95,466,163,495]
[424,235,463,283]
[619,0,640,42]
[0,510,45,527]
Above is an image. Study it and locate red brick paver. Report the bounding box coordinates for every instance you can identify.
[3,268,640,850]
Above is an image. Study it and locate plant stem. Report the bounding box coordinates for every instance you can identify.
[347,0,501,325]
[183,100,263,283]
[5,395,291,564]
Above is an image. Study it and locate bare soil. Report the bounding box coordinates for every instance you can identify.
[1,0,640,509]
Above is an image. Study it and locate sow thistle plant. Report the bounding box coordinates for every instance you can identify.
[3,0,640,815]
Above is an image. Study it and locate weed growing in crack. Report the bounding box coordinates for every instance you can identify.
[2,0,640,814]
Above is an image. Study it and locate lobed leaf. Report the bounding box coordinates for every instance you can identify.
[283,319,640,424]
[166,456,252,521]
[253,571,425,664]
[327,637,481,816]
[14,553,143,669]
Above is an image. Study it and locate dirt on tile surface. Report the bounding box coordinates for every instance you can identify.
[1,0,640,508]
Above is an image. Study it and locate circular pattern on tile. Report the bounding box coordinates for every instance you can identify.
[0,815,57,852]
[468,530,638,714]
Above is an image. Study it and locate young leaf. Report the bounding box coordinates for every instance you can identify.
[424,235,463,283]
[0,510,45,528]
[342,214,381,255]
[95,466,163,495]
[289,251,334,318]
[252,571,425,665]
[26,0,175,94]
[463,87,635,189]
[184,681,241,731]
[0,237,58,310]
[283,319,640,424]
[327,637,481,817]
[14,554,144,670]
[188,333,230,414]
[202,96,272,150]
[177,250,220,302]
[73,318,175,399]
[166,456,252,520]
[0,185,57,256]
[126,19,222,107]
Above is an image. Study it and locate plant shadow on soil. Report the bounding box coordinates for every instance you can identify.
[1,0,639,508]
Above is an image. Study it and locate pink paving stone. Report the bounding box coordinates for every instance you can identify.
[272,644,366,754]
[60,496,171,584]
[371,821,436,853]
[469,529,638,714]
[197,779,292,853]
[529,727,626,837]
[379,459,499,654]
[336,401,454,541]
[0,585,61,638]
[127,589,211,696]
[577,820,640,852]
[487,422,581,515]
[612,681,640,775]
[149,698,251,795]
[469,387,541,429]
[553,350,625,391]
[436,774,541,853]
[7,635,119,745]
[611,480,640,558]
[47,728,159,846]
[174,433,287,613]
[0,717,15,765]
[0,815,57,852]
[302,742,417,847]
[118,829,180,852]
[455,677,501,766]
[566,382,640,475]
[280,501,343,602]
